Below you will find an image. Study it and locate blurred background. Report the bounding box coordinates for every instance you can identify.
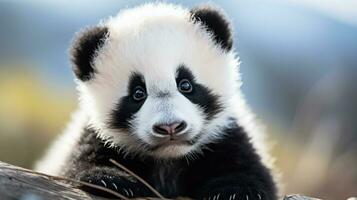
[0,0,356,199]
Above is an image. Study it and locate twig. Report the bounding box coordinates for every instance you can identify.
[0,165,128,200]
[109,159,166,200]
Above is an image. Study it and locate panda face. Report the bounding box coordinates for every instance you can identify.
[109,66,211,158]
[72,3,241,158]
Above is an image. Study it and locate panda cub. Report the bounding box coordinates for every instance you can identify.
[36,3,278,200]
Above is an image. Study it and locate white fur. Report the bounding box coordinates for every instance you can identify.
[34,110,89,175]
[36,3,276,179]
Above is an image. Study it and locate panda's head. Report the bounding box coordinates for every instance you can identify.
[71,3,241,159]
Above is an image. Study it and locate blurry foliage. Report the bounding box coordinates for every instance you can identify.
[0,67,76,168]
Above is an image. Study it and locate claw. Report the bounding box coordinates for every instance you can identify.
[246,195,249,200]
[100,180,107,187]
[112,183,118,190]
[258,194,262,200]
[123,188,129,196]
[232,194,236,200]
[128,188,134,197]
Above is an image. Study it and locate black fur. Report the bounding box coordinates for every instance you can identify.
[63,127,152,198]
[190,5,233,51]
[176,65,223,120]
[70,26,109,81]
[109,73,146,130]
[64,122,277,199]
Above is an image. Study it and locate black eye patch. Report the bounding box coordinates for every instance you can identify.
[176,65,223,120]
[109,72,146,130]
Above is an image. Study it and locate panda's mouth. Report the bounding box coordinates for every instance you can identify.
[149,139,194,151]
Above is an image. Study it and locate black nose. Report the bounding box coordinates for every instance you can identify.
[153,121,187,136]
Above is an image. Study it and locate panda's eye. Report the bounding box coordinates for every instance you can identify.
[178,79,193,93]
[132,86,146,101]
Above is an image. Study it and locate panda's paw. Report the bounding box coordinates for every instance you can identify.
[77,167,152,199]
[197,187,269,200]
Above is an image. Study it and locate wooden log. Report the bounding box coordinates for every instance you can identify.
[0,161,320,200]
[0,161,110,200]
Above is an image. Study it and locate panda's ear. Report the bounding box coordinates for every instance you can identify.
[70,26,109,81]
[190,5,233,51]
